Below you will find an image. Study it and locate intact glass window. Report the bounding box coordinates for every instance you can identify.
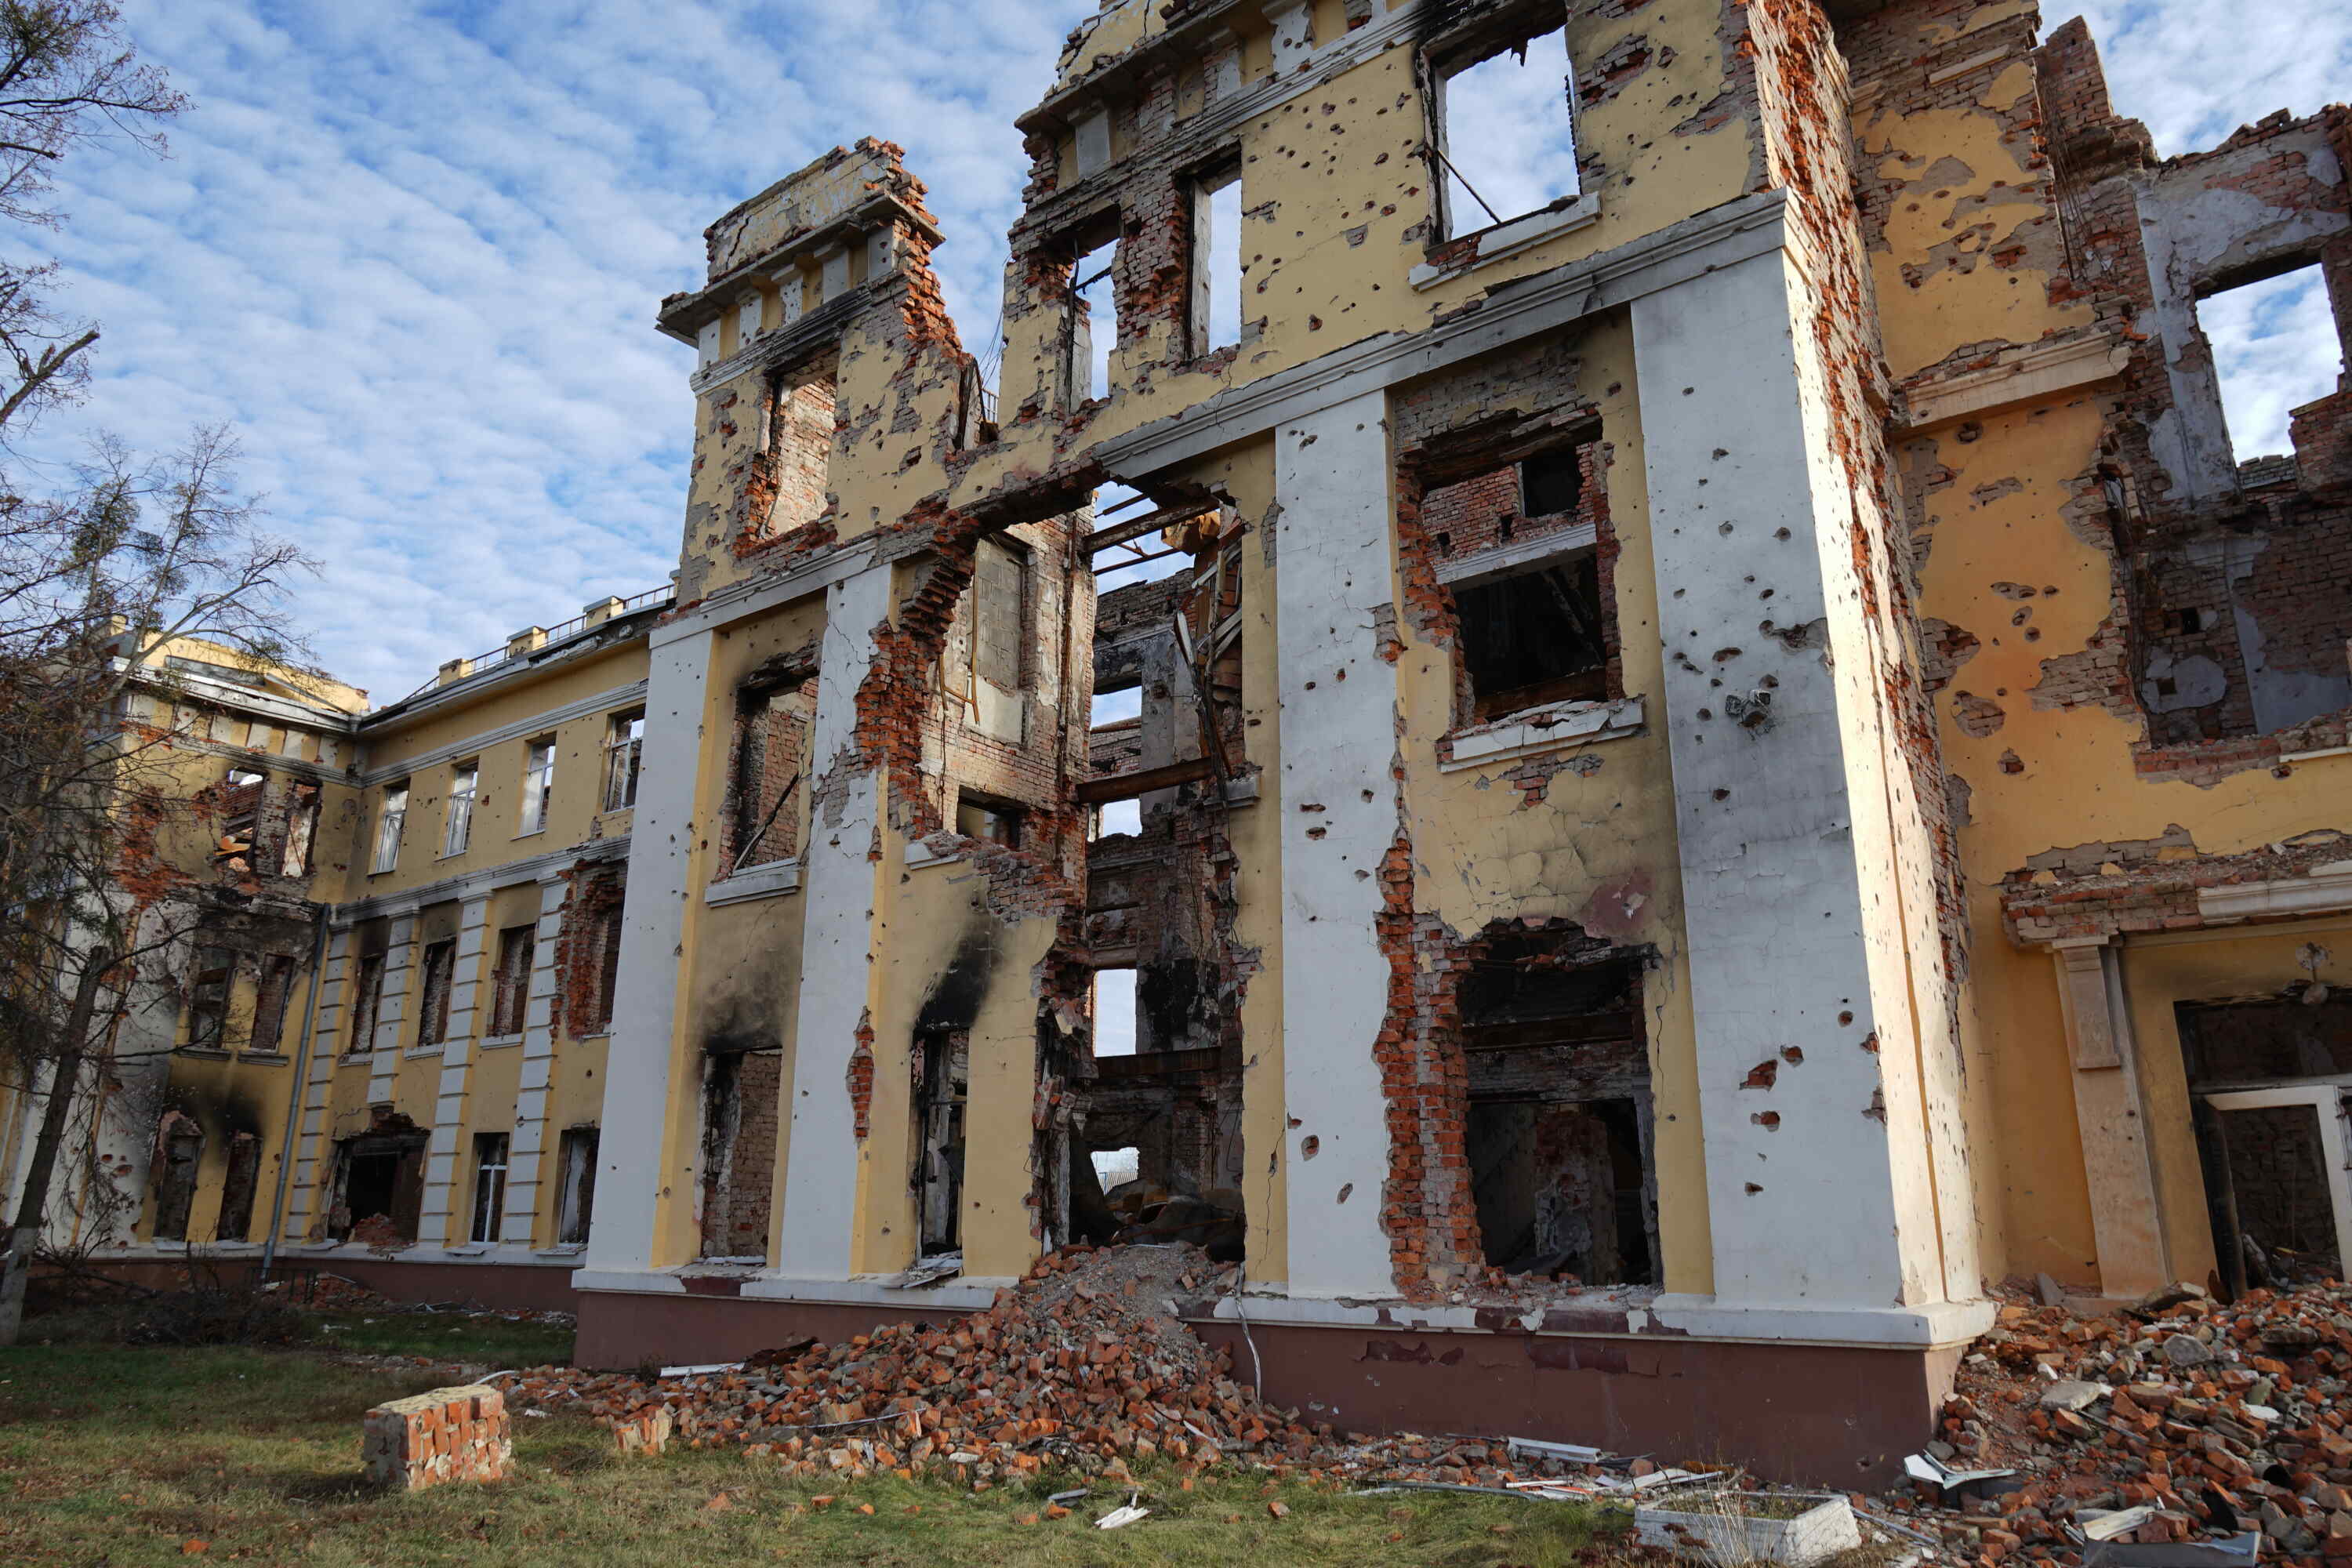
[443,763,478,856]
[372,784,408,873]
[517,739,555,836]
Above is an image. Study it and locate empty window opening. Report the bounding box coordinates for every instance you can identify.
[602,709,644,811]
[556,1127,599,1245]
[218,766,264,854]
[1093,799,1142,838]
[1195,169,1244,353]
[728,678,815,872]
[699,1049,782,1260]
[1456,553,1608,720]
[416,938,457,1047]
[1093,967,1138,1058]
[2201,264,2337,463]
[328,1131,426,1242]
[956,794,1024,848]
[443,762,478,857]
[913,1029,969,1256]
[489,923,535,1037]
[216,1132,262,1243]
[347,952,387,1055]
[470,1132,510,1244]
[280,782,320,877]
[1461,940,1656,1286]
[1520,448,1583,518]
[1433,24,1579,240]
[185,947,232,1050]
[517,739,555,837]
[946,535,1029,744]
[757,367,839,537]
[1091,685,1142,728]
[250,953,296,1054]
[1068,232,1120,403]
[372,782,408,873]
[152,1121,203,1241]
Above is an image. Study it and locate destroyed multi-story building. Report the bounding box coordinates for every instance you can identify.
[6,0,2350,1479]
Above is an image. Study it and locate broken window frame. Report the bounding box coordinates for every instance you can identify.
[517,738,556,837]
[554,1126,599,1245]
[601,709,644,812]
[954,791,1024,848]
[280,781,321,877]
[152,1121,203,1242]
[415,938,457,1047]
[469,1131,510,1245]
[371,782,408,875]
[912,1029,969,1256]
[218,764,265,854]
[488,923,535,1038]
[347,952,386,1056]
[442,760,478,857]
[216,1131,263,1244]
[726,678,815,873]
[586,900,625,1036]
[249,953,296,1056]
[184,946,234,1051]
[1420,13,1582,245]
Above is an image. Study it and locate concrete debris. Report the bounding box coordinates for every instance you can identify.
[1879,1279,2352,1563]
[883,1252,964,1290]
[1094,1495,1149,1530]
[1635,1493,1863,1568]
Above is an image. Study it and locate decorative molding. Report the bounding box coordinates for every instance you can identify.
[1898,332,2129,432]
[332,836,629,927]
[1092,191,1789,480]
[358,681,648,789]
[706,858,804,906]
[1439,696,1645,773]
[2198,862,2352,924]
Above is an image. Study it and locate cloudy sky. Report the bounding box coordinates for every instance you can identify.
[21,1,2350,701]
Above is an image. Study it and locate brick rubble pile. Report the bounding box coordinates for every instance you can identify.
[1882,1279,2352,1564]
[505,1243,1603,1490]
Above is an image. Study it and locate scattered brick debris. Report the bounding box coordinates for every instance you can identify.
[1879,1277,2352,1563]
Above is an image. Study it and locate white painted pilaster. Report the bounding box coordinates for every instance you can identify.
[281,931,353,1241]
[1272,390,1398,1299]
[500,877,571,1246]
[774,561,894,1280]
[2052,938,2170,1298]
[419,896,492,1245]
[365,916,416,1103]
[1632,246,1966,1316]
[580,630,716,1276]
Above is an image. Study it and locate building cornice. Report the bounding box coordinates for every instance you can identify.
[356,680,649,789]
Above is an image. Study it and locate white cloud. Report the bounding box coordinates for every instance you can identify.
[13,2,2342,697]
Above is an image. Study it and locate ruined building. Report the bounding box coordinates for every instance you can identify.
[7,0,2350,1479]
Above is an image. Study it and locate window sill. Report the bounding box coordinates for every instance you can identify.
[903,837,956,871]
[435,848,470,862]
[406,1042,445,1058]
[706,858,802,906]
[175,1047,233,1062]
[535,1243,588,1258]
[444,1243,492,1258]
[237,1051,290,1066]
[481,1032,525,1051]
[1438,695,1645,773]
[513,829,547,841]
[1410,194,1603,292]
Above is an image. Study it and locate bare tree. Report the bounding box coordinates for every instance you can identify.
[0,7,319,1345]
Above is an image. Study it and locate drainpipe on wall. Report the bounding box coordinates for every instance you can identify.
[258,909,330,1283]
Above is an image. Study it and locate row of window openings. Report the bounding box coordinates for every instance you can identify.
[158,1124,594,1250]
[373,710,643,875]
[1062,25,1575,404]
[342,906,623,1056]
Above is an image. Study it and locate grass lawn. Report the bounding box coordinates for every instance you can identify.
[0,1321,1627,1566]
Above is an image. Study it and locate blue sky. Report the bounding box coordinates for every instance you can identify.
[19,1,2350,700]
